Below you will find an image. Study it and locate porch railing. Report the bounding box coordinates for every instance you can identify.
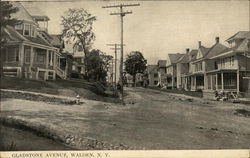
[55,66,66,79]
[217,85,237,90]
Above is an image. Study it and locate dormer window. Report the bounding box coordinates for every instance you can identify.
[15,23,36,37]
[31,25,35,36]
[24,24,30,36]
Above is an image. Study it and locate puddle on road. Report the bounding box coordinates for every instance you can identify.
[234,109,250,117]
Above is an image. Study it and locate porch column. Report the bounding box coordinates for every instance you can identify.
[30,47,34,67]
[53,71,56,80]
[221,72,224,90]
[29,47,34,79]
[53,51,57,69]
[65,60,68,79]
[216,73,218,90]
[18,44,24,78]
[19,44,24,66]
[44,71,48,80]
[237,70,240,94]
[194,76,196,90]
[36,68,39,80]
[46,50,49,69]
[172,76,174,89]
[210,75,212,90]
[204,74,207,90]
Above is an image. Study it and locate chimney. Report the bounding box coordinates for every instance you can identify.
[186,48,190,54]
[198,41,201,48]
[215,37,220,44]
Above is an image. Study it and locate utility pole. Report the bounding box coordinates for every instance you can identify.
[111,58,114,85]
[107,44,125,88]
[103,3,140,104]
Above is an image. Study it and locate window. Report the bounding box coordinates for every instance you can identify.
[6,47,19,62]
[230,56,234,66]
[154,81,158,85]
[36,52,46,64]
[24,46,31,63]
[31,25,35,37]
[24,24,30,36]
[214,61,218,69]
[154,73,158,78]
[221,59,225,68]
[195,62,202,72]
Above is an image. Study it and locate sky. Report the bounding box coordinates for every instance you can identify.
[22,0,249,64]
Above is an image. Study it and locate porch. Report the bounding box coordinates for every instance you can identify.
[2,43,62,80]
[190,74,204,91]
[205,70,250,94]
[166,75,176,89]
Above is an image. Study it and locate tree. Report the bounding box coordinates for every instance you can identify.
[86,49,112,82]
[0,2,19,76]
[61,8,96,77]
[124,51,147,86]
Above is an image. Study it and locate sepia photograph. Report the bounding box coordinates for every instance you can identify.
[0,0,250,157]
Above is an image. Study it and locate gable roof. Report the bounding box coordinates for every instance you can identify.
[168,53,185,64]
[199,46,210,56]
[147,65,158,73]
[3,26,27,42]
[22,2,50,21]
[178,49,198,63]
[157,60,166,67]
[226,31,250,42]
[4,26,52,47]
[204,43,228,59]
[50,34,63,48]
[234,38,250,52]
[10,2,37,25]
[220,38,250,55]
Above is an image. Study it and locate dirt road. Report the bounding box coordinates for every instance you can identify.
[1,87,250,150]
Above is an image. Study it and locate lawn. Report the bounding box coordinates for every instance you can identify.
[0,77,119,103]
[149,86,203,98]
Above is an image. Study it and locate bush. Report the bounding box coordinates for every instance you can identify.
[196,89,203,93]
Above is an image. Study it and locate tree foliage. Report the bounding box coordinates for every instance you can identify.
[0,2,19,47]
[0,2,19,76]
[124,51,147,83]
[61,8,96,50]
[86,49,113,82]
[61,8,96,75]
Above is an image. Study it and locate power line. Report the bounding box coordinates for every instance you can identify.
[103,3,140,105]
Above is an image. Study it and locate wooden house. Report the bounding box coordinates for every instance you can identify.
[157,60,167,87]
[166,53,184,89]
[205,32,250,97]
[2,2,63,80]
[147,65,158,87]
[176,48,198,90]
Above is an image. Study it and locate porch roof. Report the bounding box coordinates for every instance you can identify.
[181,72,203,77]
[4,26,58,51]
[206,69,237,74]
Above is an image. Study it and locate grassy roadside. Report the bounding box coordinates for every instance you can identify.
[0,77,119,103]
[148,86,203,98]
[0,116,131,150]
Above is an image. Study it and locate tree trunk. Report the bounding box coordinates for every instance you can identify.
[133,74,136,87]
[0,50,3,77]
